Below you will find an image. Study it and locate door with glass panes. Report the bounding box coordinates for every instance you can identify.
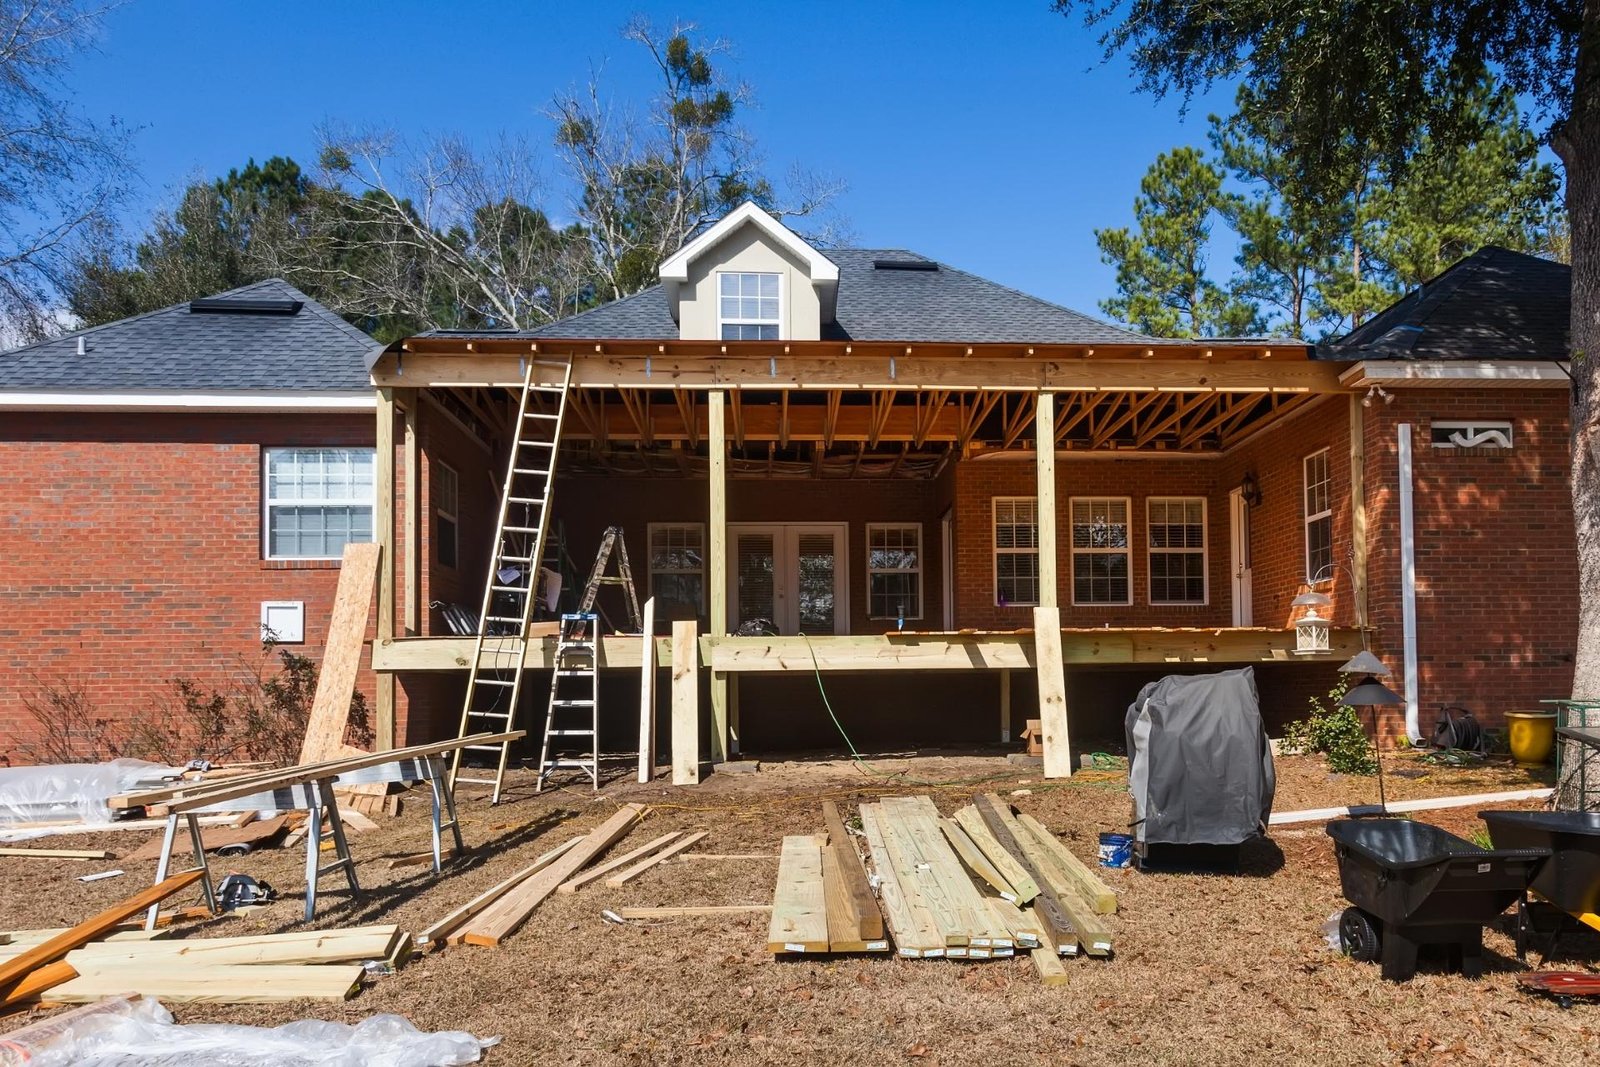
[728,524,848,635]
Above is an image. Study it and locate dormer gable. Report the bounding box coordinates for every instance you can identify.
[660,202,839,341]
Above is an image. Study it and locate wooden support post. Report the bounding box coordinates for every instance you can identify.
[1033,606,1071,778]
[1034,391,1057,609]
[999,669,1012,743]
[708,390,730,763]
[1348,394,1368,630]
[729,673,741,758]
[375,387,397,750]
[638,597,657,783]
[403,393,420,637]
[672,620,700,785]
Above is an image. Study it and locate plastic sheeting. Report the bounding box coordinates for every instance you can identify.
[0,759,180,839]
[9,997,495,1067]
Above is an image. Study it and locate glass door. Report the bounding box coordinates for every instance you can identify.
[728,524,848,634]
[733,527,781,634]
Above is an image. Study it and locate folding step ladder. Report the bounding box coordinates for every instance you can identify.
[574,526,643,636]
[535,613,600,792]
[450,356,573,803]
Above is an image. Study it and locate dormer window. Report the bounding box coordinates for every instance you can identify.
[718,272,782,340]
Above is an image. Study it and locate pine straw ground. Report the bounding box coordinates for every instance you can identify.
[2,750,1597,1065]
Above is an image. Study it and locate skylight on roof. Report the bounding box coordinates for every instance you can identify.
[873,259,938,272]
[189,297,303,315]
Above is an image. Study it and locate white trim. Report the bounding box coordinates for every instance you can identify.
[865,522,924,621]
[1429,419,1513,449]
[991,496,1040,608]
[1068,495,1134,607]
[1302,448,1333,583]
[647,521,708,614]
[1228,487,1253,626]
[1398,423,1421,743]
[1145,496,1208,607]
[659,202,839,285]
[1340,360,1570,388]
[261,446,377,561]
[0,390,376,412]
[940,508,955,631]
[726,522,848,635]
[715,270,784,341]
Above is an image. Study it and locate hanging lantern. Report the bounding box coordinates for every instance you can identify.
[1292,590,1332,655]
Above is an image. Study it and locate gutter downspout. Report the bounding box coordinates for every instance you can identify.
[1398,423,1421,742]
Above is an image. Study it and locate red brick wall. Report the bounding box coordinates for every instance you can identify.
[0,410,382,759]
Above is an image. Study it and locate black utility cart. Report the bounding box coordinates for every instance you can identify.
[1480,809,1600,959]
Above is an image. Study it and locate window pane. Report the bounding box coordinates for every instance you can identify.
[870,572,919,619]
[759,274,779,298]
[721,273,738,295]
[721,297,739,318]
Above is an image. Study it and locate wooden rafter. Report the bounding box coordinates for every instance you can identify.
[730,391,747,449]
[1054,393,1098,445]
[913,390,951,449]
[1000,393,1038,449]
[1091,391,1163,448]
[1135,392,1214,447]
[673,389,700,449]
[565,389,605,446]
[779,392,790,449]
[619,390,654,447]
[1220,391,1318,447]
[868,391,895,449]
[1178,394,1253,447]
[958,392,1003,452]
[823,390,842,449]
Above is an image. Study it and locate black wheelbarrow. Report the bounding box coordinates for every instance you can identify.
[1326,819,1549,981]
[1480,809,1600,960]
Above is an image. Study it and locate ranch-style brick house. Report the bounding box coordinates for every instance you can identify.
[0,207,1577,768]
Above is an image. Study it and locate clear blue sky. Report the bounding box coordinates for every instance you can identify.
[69,0,1243,319]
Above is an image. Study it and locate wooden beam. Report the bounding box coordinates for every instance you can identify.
[1033,606,1071,778]
[767,836,829,953]
[403,394,419,636]
[1054,393,1098,444]
[1135,391,1212,447]
[672,621,700,785]
[822,801,885,942]
[1349,394,1368,628]
[618,905,772,918]
[999,668,1012,742]
[823,390,842,449]
[604,830,709,886]
[419,836,582,946]
[1091,389,1163,448]
[558,832,681,894]
[638,598,658,784]
[375,387,397,750]
[299,541,382,766]
[708,392,729,763]
[1035,392,1058,609]
[1001,393,1037,449]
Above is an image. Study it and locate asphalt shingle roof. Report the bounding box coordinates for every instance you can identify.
[0,279,376,391]
[498,249,1164,346]
[1324,246,1569,361]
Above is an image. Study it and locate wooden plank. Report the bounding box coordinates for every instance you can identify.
[127,815,290,862]
[1349,393,1368,627]
[952,806,1040,904]
[887,796,1007,953]
[559,832,681,894]
[1008,822,1114,956]
[45,963,364,1004]
[0,847,111,860]
[858,803,942,957]
[1027,905,1072,986]
[1014,812,1117,915]
[1033,606,1072,779]
[671,621,700,785]
[972,794,1078,954]
[67,926,399,967]
[299,540,383,766]
[638,596,658,783]
[1268,786,1554,826]
[385,847,457,870]
[988,894,1043,948]
[604,831,709,887]
[0,870,204,995]
[419,836,582,946]
[875,797,978,949]
[618,905,772,918]
[403,392,420,637]
[375,386,397,751]
[822,801,884,941]
[0,960,76,1008]
[1035,390,1058,609]
[460,805,645,946]
[708,390,729,762]
[939,818,1018,901]
[766,836,829,954]
[676,853,777,861]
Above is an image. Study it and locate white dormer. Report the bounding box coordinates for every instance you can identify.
[659,202,839,341]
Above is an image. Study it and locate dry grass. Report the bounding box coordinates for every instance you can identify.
[1,750,1596,1065]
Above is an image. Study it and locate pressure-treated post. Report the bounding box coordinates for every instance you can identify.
[1034,605,1072,778]
[708,391,730,762]
[671,620,700,785]
[638,597,657,783]
[1034,391,1058,609]
[403,393,420,637]
[1349,394,1368,630]
[375,386,397,750]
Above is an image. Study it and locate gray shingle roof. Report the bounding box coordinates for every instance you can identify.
[494,248,1165,345]
[0,279,376,391]
[1323,246,1569,361]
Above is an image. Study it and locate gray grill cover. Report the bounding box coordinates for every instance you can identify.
[1125,667,1276,846]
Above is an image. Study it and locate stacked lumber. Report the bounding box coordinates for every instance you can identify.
[766,801,890,955]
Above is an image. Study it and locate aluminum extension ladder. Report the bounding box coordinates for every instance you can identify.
[449,357,573,804]
[535,613,600,792]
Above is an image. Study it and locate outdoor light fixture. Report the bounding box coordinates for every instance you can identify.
[1292,589,1333,654]
[1239,471,1261,508]
[1339,655,1403,816]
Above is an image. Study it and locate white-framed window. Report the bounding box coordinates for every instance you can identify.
[1304,448,1333,582]
[717,271,781,340]
[1070,497,1132,606]
[1147,497,1207,605]
[262,447,374,560]
[434,461,459,569]
[1430,420,1513,449]
[649,523,706,614]
[867,523,923,620]
[993,497,1040,607]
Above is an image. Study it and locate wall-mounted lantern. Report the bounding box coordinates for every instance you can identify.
[1239,471,1261,508]
[1291,589,1332,654]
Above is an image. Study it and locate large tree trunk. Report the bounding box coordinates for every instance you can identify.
[1559,1,1600,809]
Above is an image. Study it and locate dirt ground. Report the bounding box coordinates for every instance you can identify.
[2,748,1597,1066]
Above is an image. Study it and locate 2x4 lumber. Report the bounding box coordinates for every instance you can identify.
[298,540,383,766]
[952,807,1039,903]
[766,836,830,953]
[605,831,709,887]
[1034,391,1058,608]
[671,621,700,785]
[460,805,645,946]
[971,795,1077,954]
[893,797,1013,951]
[67,926,399,967]
[560,832,682,894]
[859,803,943,957]
[988,894,1043,948]
[44,963,364,1004]
[375,385,397,751]
[677,852,776,861]
[939,818,1019,902]
[1027,905,1072,986]
[1033,606,1073,779]
[0,870,204,995]
[618,905,771,918]
[419,836,583,946]
[821,801,884,941]
[875,797,980,948]
[0,961,77,1008]
[638,596,658,783]
[1013,812,1117,915]
[0,847,111,859]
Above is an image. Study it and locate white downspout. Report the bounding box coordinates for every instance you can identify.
[1398,423,1421,742]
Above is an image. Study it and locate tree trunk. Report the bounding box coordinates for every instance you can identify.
[1558,0,1600,809]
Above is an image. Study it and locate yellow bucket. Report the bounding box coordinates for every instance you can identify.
[1505,710,1557,767]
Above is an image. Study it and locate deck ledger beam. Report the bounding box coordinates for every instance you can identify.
[375,387,397,750]
[708,390,730,762]
[1034,391,1058,609]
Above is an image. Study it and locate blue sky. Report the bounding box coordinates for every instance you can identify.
[71,1,1244,319]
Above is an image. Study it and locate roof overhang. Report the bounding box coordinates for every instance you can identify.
[1339,360,1570,389]
[656,202,840,324]
[0,390,378,412]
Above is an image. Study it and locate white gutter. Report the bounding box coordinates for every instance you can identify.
[1398,423,1421,742]
[1340,360,1570,388]
[0,391,376,412]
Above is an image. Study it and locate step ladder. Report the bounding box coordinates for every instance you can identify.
[535,613,600,792]
[574,526,643,636]
[449,357,573,803]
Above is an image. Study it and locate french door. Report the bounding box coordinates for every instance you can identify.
[1229,487,1253,626]
[728,523,849,635]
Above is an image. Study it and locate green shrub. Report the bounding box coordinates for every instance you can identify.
[1280,679,1378,775]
